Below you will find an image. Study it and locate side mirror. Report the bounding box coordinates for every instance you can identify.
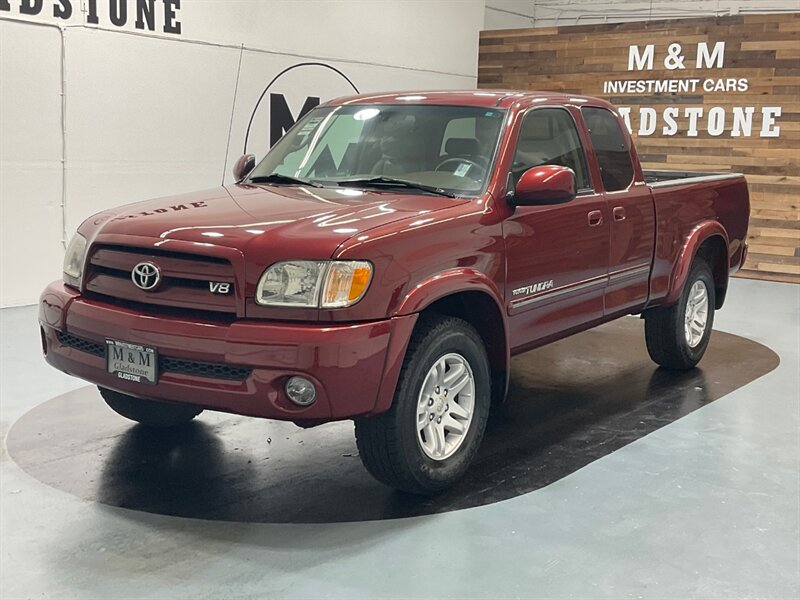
[511,165,576,206]
[233,154,256,182]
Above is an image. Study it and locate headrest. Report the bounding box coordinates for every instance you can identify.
[445,137,479,156]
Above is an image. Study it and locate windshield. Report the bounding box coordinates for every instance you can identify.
[249,104,506,197]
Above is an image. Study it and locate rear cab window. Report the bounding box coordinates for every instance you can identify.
[581,107,635,192]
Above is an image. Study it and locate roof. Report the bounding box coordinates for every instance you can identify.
[324,90,612,110]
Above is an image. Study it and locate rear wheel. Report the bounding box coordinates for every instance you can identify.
[99,387,202,427]
[644,257,715,370]
[355,315,490,494]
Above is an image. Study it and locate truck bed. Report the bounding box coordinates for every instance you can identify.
[643,169,750,306]
[643,170,744,188]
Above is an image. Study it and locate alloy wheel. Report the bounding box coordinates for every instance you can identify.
[415,353,476,461]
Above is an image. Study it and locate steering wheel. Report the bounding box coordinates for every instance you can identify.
[435,156,485,173]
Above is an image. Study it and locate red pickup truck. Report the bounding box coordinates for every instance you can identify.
[40,91,749,493]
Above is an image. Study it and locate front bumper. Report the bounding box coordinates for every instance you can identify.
[39,282,417,421]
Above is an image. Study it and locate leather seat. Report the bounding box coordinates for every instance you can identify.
[371,133,425,176]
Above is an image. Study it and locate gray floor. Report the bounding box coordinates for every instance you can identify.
[1,278,798,599]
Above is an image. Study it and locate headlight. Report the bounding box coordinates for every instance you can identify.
[63,233,88,289]
[255,260,372,308]
[255,260,327,307]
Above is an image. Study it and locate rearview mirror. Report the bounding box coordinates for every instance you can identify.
[233,154,256,182]
[511,165,576,206]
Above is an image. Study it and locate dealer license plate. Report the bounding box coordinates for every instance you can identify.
[106,339,158,385]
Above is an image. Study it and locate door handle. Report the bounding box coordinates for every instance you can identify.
[587,210,603,227]
[613,206,626,222]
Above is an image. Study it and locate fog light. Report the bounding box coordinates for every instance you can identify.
[285,376,316,406]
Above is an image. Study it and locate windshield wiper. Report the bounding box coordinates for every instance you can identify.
[336,177,456,198]
[248,173,322,188]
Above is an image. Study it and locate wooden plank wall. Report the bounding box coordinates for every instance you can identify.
[479,13,799,283]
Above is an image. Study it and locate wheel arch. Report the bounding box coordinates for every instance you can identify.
[394,270,510,407]
[665,223,729,309]
[696,235,729,309]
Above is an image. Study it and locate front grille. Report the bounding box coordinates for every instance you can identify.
[56,331,252,381]
[160,357,252,381]
[57,331,105,357]
[84,245,238,315]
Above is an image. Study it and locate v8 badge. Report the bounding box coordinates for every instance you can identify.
[209,282,231,294]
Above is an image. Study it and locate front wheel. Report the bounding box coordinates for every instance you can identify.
[99,387,202,427]
[355,315,491,494]
[644,257,716,370]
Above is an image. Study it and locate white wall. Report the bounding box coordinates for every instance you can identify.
[0,21,66,309]
[0,0,485,307]
[484,0,800,29]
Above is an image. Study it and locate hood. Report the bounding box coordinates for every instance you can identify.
[92,183,468,259]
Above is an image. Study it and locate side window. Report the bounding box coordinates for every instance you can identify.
[511,108,591,191]
[582,107,634,192]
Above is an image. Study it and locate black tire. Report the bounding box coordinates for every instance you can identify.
[354,315,491,495]
[644,258,716,370]
[99,387,202,427]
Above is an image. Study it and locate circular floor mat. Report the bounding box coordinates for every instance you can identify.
[7,318,778,523]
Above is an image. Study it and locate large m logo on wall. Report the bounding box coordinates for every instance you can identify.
[244,62,359,152]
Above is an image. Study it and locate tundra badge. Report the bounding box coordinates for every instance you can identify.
[513,280,554,296]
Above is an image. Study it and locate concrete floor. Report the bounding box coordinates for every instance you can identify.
[1,277,798,599]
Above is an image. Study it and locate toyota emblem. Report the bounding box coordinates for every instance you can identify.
[131,262,162,291]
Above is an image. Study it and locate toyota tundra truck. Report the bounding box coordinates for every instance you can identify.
[39,91,750,494]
